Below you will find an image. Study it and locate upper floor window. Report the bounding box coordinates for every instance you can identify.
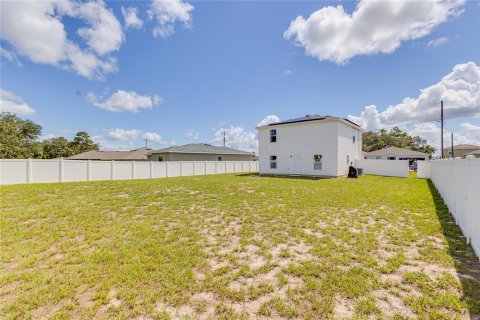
[353,130,356,143]
[313,154,322,170]
[353,135,356,143]
[270,155,277,169]
[270,129,277,142]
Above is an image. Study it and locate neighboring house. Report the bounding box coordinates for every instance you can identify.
[147,144,255,161]
[67,147,151,161]
[256,115,362,177]
[364,147,428,163]
[442,144,480,158]
[464,150,480,158]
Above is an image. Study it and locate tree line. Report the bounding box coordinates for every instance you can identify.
[0,113,99,159]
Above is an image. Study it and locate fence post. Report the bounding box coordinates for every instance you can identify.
[224,161,227,173]
[59,158,64,182]
[234,161,236,172]
[111,160,115,180]
[131,161,135,179]
[87,160,91,181]
[242,162,244,172]
[166,161,169,178]
[27,158,32,184]
[193,161,196,175]
[215,161,218,174]
[205,161,207,175]
[150,161,153,179]
[180,161,183,176]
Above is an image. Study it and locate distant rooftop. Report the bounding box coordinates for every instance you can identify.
[365,147,428,157]
[259,114,361,129]
[443,144,480,150]
[67,147,151,161]
[149,143,254,155]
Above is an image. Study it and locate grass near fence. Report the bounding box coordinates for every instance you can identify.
[1,174,479,319]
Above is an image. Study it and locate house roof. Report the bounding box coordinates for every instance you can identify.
[443,144,480,150]
[67,147,152,160]
[149,143,254,156]
[465,149,480,156]
[365,146,428,157]
[258,114,362,130]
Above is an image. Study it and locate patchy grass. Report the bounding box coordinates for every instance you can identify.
[1,173,479,319]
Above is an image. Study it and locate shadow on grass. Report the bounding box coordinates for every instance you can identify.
[235,172,336,181]
[427,179,480,317]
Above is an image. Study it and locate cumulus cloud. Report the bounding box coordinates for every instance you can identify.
[0,89,36,115]
[0,48,22,67]
[0,0,124,79]
[257,115,280,127]
[427,36,449,47]
[408,122,480,150]
[121,6,143,30]
[88,90,162,113]
[348,62,480,131]
[185,128,200,140]
[143,132,162,142]
[214,126,258,153]
[107,129,142,141]
[284,70,294,76]
[148,0,194,38]
[284,0,464,64]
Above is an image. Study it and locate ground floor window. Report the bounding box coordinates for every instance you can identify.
[270,155,277,169]
[387,157,396,160]
[217,156,223,161]
[158,156,164,161]
[314,154,322,170]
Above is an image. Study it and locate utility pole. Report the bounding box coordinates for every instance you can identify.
[441,101,444,158]
[451,132,454,158]
[223,130,226,147]
[145,138,148,148]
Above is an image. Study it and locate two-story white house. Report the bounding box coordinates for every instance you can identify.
[257,115,363,177]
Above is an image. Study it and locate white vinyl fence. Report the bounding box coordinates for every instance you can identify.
[418,158,480,258]
[354,159,409,178]
[0,159,259,185]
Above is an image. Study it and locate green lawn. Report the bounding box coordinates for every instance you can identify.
[1,174,479,319]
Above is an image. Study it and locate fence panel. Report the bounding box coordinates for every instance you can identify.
[354,159,409,178]
[428,158,480,258]
[0,160,259,185]
[417,161,430,178]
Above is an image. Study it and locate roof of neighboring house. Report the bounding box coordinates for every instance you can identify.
[149,143,254,156]
[465,149,480,156]
[443,144,480,150]
[257,114,362,130]
[67,147,152,160]
[365,146,428,157]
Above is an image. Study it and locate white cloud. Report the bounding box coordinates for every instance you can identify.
[0,89,36,115]
[40,133,56,141]
[348,62,480,131]
[107,129,142,141]
[148,0,194,38]
[185,127,200,140]
[0,48,22,67]
[257,115,280,127]
[0,0,124,79]
[88,90,162,112]
[143,132,162,142]
[121,6,143,30]
[284,0,464,64]
[427,36,449,47]
[284,69,294,76]
[214,126,258,153]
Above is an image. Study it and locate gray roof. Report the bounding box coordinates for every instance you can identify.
[365,147,428,157]
[465,149,480,156]
[149,143,254,155]
[67,147,152,160]
[261,114,361,129]
[443,144,480,150]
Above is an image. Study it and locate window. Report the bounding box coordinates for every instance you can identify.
[353,129,357,143]
[158,156,164,162]
[217,156,223,161]
[313,154,322,170]
[353,135,356,143]
[387,157,395,160]
[270,155,277,169]
[270,129,277,142]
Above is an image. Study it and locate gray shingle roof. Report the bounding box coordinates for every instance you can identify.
[365,147,428,157]
[67,147,152,160]
[149,144,254,155]
[262,114,361,129]
[443,144,480,150]
[465,149,480,156]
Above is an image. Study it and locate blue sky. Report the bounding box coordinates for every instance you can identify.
[1,0,479,153]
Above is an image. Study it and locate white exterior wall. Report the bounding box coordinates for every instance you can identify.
[354,159,409,178]
[0,159,259,185]
[336,122,362,176]
[258,121,361,177]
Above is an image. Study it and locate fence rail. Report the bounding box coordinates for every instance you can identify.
[0,159,259,185]
[418,159,480,258]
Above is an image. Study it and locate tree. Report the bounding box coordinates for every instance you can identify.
[0,113,43,158]
[362,126,436,157]
[70,131,99,154]
[42,137,75,159]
